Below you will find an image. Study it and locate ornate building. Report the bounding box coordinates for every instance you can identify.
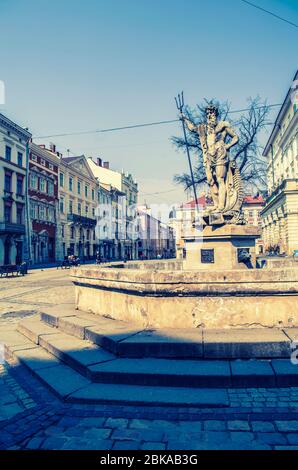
[28,143,59,264]
[57,155,99,260]
[0,113,31,265]
[88,157,138,260]
[242,195,265,254]
[261,70,298,255]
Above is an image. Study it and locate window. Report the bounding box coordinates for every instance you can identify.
[31,154,37,162]
[40,158,46,166]
[39,205,45,220]
[30,173,37,189]
[5,146,11,161]
[17,152,23,167]
[4,173,12,192]
[78,202,81,215]
[49,163,54,171]
[30,202,38,219]
[87,229,90,240]
[17,175,23,195]
[92,189,95,201]
[4,204,11,223]
[92,207,95,217]
[85,185,88,198]
[77,181,81,194]
[61,225,65,238]
[69,177,73,191]
[40,177,46,192]
[59,172,64,187]
[16,205,23,224]
[249,211,253,217]
[70,226,75,239]
[69,200,73,214]
[59,198,64,213]
[48,181,54,196]
[85,204,89,215]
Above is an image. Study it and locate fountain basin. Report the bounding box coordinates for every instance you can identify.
[71,265,298,329]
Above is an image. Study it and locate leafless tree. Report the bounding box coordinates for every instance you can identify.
[172,97,270,195]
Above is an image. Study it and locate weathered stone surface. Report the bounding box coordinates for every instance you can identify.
[17,317,57,344]
[230,360,276,387]
[118,329,203,358]
[71,266,298,329]
[204,329,290,358]
[12,346,60,371]
[58,315,98,339]
[34,364,90,398]
[68,383,229,407]
[38,331,115,375]
[88,358,231,387]
[85,324,141,354]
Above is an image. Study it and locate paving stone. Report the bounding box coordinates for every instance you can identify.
[231,360,275,387]
[203,329,290,358]
[25,437,44,449]
[41,437,68,450]
[256,432,287,445]
[141,442,166,450]
[251,421,275,432]
[12,347,60,371]
[230,432,255,443]
[58,416,81,427]
[113,440,141,450]
[105,418,128,428]
[111,428,163,442]
[286,434,298,445]
[129,419,179,431]
[227,420,250,431]
[204,420,226,431]
[76,417,106,427]
[83,428,112,440]
[275,421,298,432]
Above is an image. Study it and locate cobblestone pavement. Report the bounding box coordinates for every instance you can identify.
[2,268,298,450]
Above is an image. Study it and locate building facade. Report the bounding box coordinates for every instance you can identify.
[242,195,265,254]
[58,155,99,260]
[88,157,139,260]
[28,143,59,264]
[261,70,298,255]
[0,113,31,265]
[137,205,176,259]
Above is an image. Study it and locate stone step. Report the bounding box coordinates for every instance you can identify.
[40,309,292,359]
[5,341,229,407]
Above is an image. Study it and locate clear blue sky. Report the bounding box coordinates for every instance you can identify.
[0,0,297,206]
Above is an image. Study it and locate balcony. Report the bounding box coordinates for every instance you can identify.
[0,222,25,234]
[67,213,96,227]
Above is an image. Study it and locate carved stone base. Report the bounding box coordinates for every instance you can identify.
[183,224,260,271]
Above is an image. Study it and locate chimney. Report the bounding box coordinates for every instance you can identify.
[38,144,46,149]
[97,157,102,167]
[49,142,56,153]
[103,161,109,169]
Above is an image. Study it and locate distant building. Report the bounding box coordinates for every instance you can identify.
[137,205,175,259]
[28,143,59,264]
[88,157,139,260]
[261,70,298,255]
[243,195,265,254]
[0,113,31,265]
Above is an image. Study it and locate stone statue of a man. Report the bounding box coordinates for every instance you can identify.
[181,105,243,219]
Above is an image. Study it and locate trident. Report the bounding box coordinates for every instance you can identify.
[175,91,198,206]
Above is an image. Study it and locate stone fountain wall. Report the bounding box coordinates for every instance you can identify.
[71,265,298,329]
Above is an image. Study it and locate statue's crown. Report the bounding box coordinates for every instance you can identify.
[205,104,219,117]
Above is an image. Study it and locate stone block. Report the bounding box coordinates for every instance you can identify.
[271,359,298,386]
[204,329,291,359]
[230,359,276,387]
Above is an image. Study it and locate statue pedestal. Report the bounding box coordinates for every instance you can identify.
[183,225,260,270]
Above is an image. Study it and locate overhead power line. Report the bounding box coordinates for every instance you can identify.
[240,0,298,29]
[33,103,281,139]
